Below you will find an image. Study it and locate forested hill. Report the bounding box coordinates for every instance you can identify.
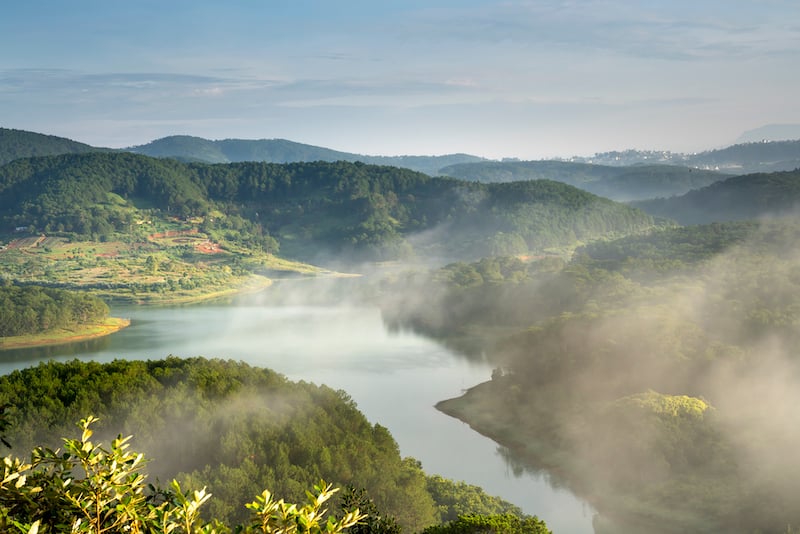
[0,127,104,165]
[439,160,729,201]
[631,169,800,225]
[0,357,525,530]
[0,152,656,261]
[128,135,485,175]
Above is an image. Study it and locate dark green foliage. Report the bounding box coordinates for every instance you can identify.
[0,285,109,336]
[632,169,800,225]
[426,476,524,523]
[339,486,402,534]
[0,358,437,530]
[0,152,209,235]
[420,513,551,534]
[0,152,655,262]
[0,419,364,534]
[0,127,103,165]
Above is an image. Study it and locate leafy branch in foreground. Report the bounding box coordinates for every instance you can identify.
[0,416,364,534]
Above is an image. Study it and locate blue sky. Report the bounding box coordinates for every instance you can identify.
[1,0,799,159]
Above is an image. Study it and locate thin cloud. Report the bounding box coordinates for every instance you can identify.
[391,1,800,62]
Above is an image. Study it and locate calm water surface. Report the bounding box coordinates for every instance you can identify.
[0,296,595,533]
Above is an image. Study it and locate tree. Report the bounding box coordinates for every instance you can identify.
[339,486,401,534]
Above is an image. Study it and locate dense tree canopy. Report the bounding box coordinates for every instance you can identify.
[0,285,109,337]
[0,152,656,261]
[0,127,102,166]
[0,357,520,531]
[0,417,366,533]
[632,169,800,225]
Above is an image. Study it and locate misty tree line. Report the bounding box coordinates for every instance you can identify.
[381,216,800,533]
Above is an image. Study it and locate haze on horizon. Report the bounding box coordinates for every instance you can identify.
[1,0,799,160]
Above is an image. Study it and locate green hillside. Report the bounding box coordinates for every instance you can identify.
[439,160,729,201]
[0,152,657,262]
[0,358,525,531]
[632,169,800,225]
[0,127,104,165]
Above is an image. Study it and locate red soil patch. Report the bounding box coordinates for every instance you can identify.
[195,241,223,254]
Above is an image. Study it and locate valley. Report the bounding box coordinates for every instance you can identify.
[1,128,800,533]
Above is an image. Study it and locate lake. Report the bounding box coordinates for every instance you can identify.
[0,289,595,533]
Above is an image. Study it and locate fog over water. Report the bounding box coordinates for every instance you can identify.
[0,293,595,533]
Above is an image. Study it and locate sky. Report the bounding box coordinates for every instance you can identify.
[1,0,799,159]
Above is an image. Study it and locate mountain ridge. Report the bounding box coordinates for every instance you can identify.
[128,134,486,175]
[3,125,799,181]
[631,169,800,225]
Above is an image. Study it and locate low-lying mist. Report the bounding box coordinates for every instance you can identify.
[373,215,800,533]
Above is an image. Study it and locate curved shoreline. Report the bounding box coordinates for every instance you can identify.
[0,317,131,351]
[435,381,601,519]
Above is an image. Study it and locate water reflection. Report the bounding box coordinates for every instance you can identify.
[0,336,112,365]
[0,293,595,533]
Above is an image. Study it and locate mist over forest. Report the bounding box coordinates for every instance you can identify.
[2,127,800,533]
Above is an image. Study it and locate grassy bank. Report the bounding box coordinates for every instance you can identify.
[0,317,131,351]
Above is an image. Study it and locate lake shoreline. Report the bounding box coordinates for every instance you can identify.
[436,380,601,525]
[435,381,715,534]
[0,317,131,351]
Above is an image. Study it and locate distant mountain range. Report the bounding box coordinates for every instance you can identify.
[569,140,800,174]
[0,128,485,176]
[736,124,800,144]
[0,125,800,201]
[439,161,730,201]
[126,135,486,176]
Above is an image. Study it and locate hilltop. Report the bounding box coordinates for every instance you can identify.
[0,127,106,165]
[128,135,485,175]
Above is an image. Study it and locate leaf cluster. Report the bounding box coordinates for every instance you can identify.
[0,416,363,533]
